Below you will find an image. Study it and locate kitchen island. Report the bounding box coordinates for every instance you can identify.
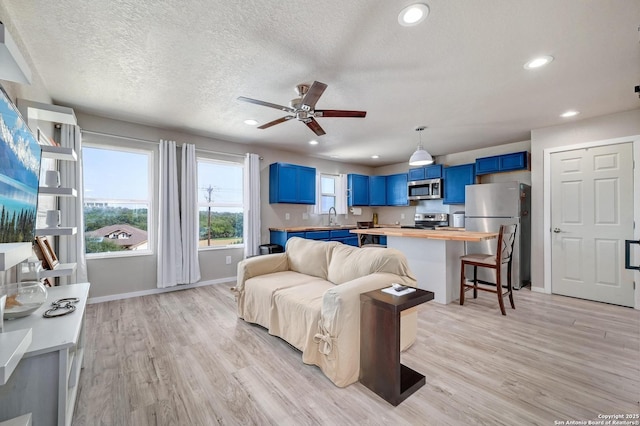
[350,228,498,304]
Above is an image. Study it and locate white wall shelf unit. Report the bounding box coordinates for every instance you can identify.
[0,244,33,271]
[16,99,77,133]
[37,187,77,197]
[35,227,77,237]
[0,283,89,426]
[0,413,32,426]
[39,145,77,162]
[38,263,77,279]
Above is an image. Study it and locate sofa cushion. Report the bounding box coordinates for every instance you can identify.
[285,237,339,280]
[269,280,335,353]
[327,245,416,284]
[241,271,327,328]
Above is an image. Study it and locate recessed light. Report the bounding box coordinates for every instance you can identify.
[398,3,429,26]
[524,55,554,70]
[244,119,258,125]
[560,110,580,118]
[309,140,319,145]
[371,155,380,159]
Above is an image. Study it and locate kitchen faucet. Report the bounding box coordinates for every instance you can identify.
[328,206,337,226]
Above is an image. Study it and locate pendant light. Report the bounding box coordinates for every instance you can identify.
[409,126,433,166]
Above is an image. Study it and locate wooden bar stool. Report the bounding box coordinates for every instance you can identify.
[459,224,518,315]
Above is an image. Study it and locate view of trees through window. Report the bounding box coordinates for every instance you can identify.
[82,145,152,255]
[198,159,244,247]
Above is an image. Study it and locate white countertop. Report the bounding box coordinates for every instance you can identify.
[3,283,90,358]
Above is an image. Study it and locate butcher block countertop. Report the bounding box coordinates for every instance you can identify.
[350,227,497,242]
[269,224,400,232]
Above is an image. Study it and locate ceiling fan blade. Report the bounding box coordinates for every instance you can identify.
[301,81,328,110]
[315,110,367,118]
[237,96,295,113]
[258,116,295,129]
[305,118,326,136]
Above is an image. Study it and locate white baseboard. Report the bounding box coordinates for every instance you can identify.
[87,276,236,304]
[530,285,548,294]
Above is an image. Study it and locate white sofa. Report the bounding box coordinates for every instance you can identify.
[232,237,418,387]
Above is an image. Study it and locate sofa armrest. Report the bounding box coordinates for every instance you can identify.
[314,272,417,387]
[232,253,289,296]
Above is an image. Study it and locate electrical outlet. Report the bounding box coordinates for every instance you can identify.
[401,213,405,219]
[225,256,231,265]
[302,213,309,220]
[285,213,290,220]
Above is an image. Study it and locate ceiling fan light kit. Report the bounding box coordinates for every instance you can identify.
[409,126,434,166]
[237,81,367,136]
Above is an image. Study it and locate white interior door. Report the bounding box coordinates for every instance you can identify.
[551,143,634,306]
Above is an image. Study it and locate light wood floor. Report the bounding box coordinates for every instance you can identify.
[72,283,640,425]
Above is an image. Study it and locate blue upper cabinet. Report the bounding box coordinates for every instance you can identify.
[443,164,475,204]
[386,173,409,206]
[369,176,387,206]
[269,162,316,204]
[408,164,443,181]
[348,174,370,206]
[475,151,528,175]
[425,164,443,179]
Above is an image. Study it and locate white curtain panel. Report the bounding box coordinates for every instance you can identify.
[180,144,201,284]
[157,140,183,288]
[243,153,261,258]
[58,124,88,284]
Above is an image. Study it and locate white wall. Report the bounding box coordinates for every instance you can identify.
[530,108,640,297]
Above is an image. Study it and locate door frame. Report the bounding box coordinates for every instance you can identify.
[543,135,640,310]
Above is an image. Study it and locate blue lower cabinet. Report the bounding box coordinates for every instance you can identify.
[329,229,352,239]
[379,236,387,245]
[334,236,359,246]
[305,231,330,240]
[270,230,305,247]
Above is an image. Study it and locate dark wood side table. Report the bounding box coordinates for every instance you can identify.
[359,287,434,406]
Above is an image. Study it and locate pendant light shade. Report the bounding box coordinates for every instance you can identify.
[409,126,434,166]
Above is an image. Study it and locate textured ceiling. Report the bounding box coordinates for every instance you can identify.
[3,0,640,165]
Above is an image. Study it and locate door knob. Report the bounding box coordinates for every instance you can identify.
[553,228,562,233]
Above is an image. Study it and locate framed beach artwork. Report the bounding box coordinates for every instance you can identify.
[0,84,42,243]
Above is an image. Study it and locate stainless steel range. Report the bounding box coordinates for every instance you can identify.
[402,213,449,229]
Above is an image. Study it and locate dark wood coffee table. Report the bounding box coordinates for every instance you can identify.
[359,287,434,406]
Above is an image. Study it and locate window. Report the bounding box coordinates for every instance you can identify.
[320,174,337,213]
[82,144,153,257]
[197,158,243,248]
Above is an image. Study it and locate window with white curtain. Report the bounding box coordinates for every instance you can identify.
[197,157,244,249]
[82,144,153,257]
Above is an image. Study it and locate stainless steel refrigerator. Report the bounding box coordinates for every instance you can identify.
[464,182,531,289]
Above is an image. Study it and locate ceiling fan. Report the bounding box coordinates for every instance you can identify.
[237,81,367,136]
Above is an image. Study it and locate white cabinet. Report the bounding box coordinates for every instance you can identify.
[0,283,90,426]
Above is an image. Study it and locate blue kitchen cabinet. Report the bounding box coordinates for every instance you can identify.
[369,176,387,206]
[348,174,370,206]
[425,164,443,179]
[269,230,306,248]
[269,162,316,204]
[386,173,409,206]
[443,164,475,204]
[408,167,425,181]
[408,164,443,181]
[475,151,528,175]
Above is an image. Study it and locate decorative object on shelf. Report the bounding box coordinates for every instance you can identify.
[0,85,42,244]
[34,236,59,270]
[1,281,48,320]
[45,209,61,228]
[44,170,61,187]
[43,297,79,318]
[408,126,434,166]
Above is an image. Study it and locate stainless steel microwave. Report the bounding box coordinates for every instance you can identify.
[408,178,442,200]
